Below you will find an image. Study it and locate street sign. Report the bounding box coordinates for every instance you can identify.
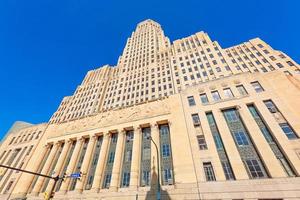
[70,173,81,178]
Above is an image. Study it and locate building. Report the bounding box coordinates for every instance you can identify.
[1,19,300,200]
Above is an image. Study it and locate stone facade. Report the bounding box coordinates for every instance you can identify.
[1,19,300,200]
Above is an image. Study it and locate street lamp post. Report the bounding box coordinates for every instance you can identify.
[147,135,161,200]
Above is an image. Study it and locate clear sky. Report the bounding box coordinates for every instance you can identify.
[0,0,299,139]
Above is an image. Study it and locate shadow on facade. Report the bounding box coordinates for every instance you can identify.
[145,158,170,200]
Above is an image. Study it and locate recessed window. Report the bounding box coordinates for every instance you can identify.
[187,96,196,106]
[191,114,201,127]
[200,93,209,104]
[222,161,235,180]
[197,135,208,150]
[223,88,234,98]
[245,159,265,178]
[251,81,264,93]
[234,131,249,146]
[236,85,248,96]
[211,91,221,101]
[203,162,216,181]
[162,144,171,157]
[264,100,277,113]
[279,123,298,139]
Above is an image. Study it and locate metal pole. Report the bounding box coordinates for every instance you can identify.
[0,164,54,180]
[0,164,61,200]
[149,137,161,200]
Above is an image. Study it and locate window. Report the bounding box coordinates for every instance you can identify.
[223,88,234,98]
[141,170,150,186]
[111,134,118,143]
[163,168,173,184]
[222,161,235,180]
[187,96,196,106]
[211,91,221,101]
[213,135,223,150]
[203,162,216,181]
[197,135,207,150]
[245,159,265,178]
[108,152,115,163]
[234,131,249,146]
[279,123,298,139]
[223,109,238,122]
[236,85,248,96]
[191,114,200,126]
[162,144,170,157]
[142,147,151,160]
[121,172,130,187]
[125,150,132,162]
[200,93,209,103]
[264,100,277,113]
[251,81,264,93]
[103,174,111,188]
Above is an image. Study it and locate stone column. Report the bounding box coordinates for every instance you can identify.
[212,109,249,179]
[150,124,161,185]
[60,138,83,192]
[91,133,109,192]
[129,127,141,189]
[9,143,49,199]
[238,104,286,177]
[31,142,60,195]
[44,140,71,194]
[109,130,125,191]
[75,135,97,192]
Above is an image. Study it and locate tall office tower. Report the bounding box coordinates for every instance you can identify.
[2,19,300,200]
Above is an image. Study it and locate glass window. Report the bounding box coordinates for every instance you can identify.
[191,114,200,126]
[223,88,234,98]
[279,123,298,139]
[163,168,173,183]
[187,96,196,106]
[197,135,208,150]
[245,159,265,178]
[234,131,249,146]
[213,135,223,150]
[104,173,111,188]
[162,144,170,157]
[211,91,221,101]
[125,150,132,162]
[142,147,151,160]
[224,109,239,122]
[141,170,150,186]
[222,161,235,180]
[251,81,264,93]
[111,134,118,143]
[200,93,209,103]
[108,152,115,163]
[121,172,130,187]
[203,162,216,181]
[264,100,278,113]
[236,85,248,95]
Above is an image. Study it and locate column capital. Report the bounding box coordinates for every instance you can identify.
[67,139,74,144]
[54,142,61,147]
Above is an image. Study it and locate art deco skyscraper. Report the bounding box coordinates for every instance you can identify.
[1,19,300,200]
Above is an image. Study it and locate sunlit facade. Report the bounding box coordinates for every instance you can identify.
[1,19,300,200]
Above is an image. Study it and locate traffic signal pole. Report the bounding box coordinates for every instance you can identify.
[0,164,62,200]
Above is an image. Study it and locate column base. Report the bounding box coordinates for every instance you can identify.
[109,186,118,192]
[89,187,100,193]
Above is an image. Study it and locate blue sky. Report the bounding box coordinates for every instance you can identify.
[0,0,299,139]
